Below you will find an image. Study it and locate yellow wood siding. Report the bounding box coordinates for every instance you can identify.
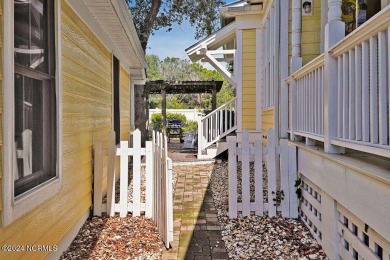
[0,1,134,258]
[301,0,321,65]
[120,66,130,141]
[0,0,3,226]
[242,29,257,130]
[262,109,274,145]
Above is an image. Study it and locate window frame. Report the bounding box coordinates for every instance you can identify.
[112,54,120,144]
[2,0,63,227]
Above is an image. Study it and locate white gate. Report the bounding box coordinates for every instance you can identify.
[93,129,173,248]
[228,129,298,219]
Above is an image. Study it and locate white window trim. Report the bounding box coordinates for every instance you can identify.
[112,53,121,143]
[2,0,63,227]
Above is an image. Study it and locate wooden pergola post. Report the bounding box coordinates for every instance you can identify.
[161,84,167,135]
[212,83,217,111]
[145,92,150,133]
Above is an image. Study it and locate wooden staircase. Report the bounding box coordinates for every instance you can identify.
[197,98,237,159]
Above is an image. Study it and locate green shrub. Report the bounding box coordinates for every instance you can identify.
[150,112,187,132]
[182,120,198,134]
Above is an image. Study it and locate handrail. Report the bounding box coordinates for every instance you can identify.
[201,97,237,121]
[198,98,237,155]
[291,54,325,80]
[329,5,390,57]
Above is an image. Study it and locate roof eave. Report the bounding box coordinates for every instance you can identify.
[185,21,237,62]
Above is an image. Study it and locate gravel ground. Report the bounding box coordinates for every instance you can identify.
[210,160,328,260]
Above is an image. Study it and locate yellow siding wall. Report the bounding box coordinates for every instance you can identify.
[120,66,130,141]
[0,0,3,226]
[262,109,274,145]
[301,0,321,65]
[0,1,134,258]
[242,29,257,130]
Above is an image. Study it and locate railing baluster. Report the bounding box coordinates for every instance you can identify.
[310,74,312,133]
[369,36,379,144]
[378,30,388,145]
[304,75,307,132]
[320,66,324,135]
[349,49,355,140]
[314,69,318,135]
[297,79,303,130]
[343,52,349,139]
[388,26,390,145]
[362,41,370,142]
[355,45,362,141]
[337,55,343,138]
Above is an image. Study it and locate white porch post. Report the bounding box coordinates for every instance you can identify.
[324,0,345,154]
[289,0,303,141]
[323,2,345,258]
[279,0,289,139]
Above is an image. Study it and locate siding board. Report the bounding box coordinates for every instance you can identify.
[0,0,133,257]
[0,0,3,226]
[301,0,321,65]
[242,29,257,130]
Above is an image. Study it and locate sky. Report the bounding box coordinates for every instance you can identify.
[146,0,238,62]
[146,20,197,60]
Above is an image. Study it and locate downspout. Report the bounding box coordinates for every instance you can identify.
[291,0,302,73]
[289,0,303,141]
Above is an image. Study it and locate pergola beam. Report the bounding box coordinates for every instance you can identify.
[145,80,224,134]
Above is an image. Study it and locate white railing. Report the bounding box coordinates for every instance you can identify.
[198,97,237,155]
[93,129,173,248]
[289,55,325,142]
[329,6,390,156]
[288,6,390,157]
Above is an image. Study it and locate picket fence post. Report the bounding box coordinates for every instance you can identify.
[132,129,142,217]
[93,139,103,216]
[107,130,116,217]
[228,135,237,219]
[280,139,290,217]
[254,139,263,216]
[267,128,277,217]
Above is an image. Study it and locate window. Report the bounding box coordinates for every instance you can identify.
[375,243,383,260]
[113,55,120,144]
[14,0,57,197]
[363,232,369,246]
[342,0,381,35]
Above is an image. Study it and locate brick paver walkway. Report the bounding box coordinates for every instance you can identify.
[162,162,229,260]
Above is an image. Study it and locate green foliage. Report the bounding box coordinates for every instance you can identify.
[182,120,198,134]
[146,55,161,80]
[167,96,186,109]
[127,0,225,51]
[150,112,187,132]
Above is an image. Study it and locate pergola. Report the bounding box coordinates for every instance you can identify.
[145,80,223,133]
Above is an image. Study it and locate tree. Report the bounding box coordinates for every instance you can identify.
[127,0,225,51]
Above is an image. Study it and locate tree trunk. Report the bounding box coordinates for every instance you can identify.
[140,0,162,51]
[134,84,147,145]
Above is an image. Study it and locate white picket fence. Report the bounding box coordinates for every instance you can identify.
[93,129,173,248]
[228,129,298,219]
